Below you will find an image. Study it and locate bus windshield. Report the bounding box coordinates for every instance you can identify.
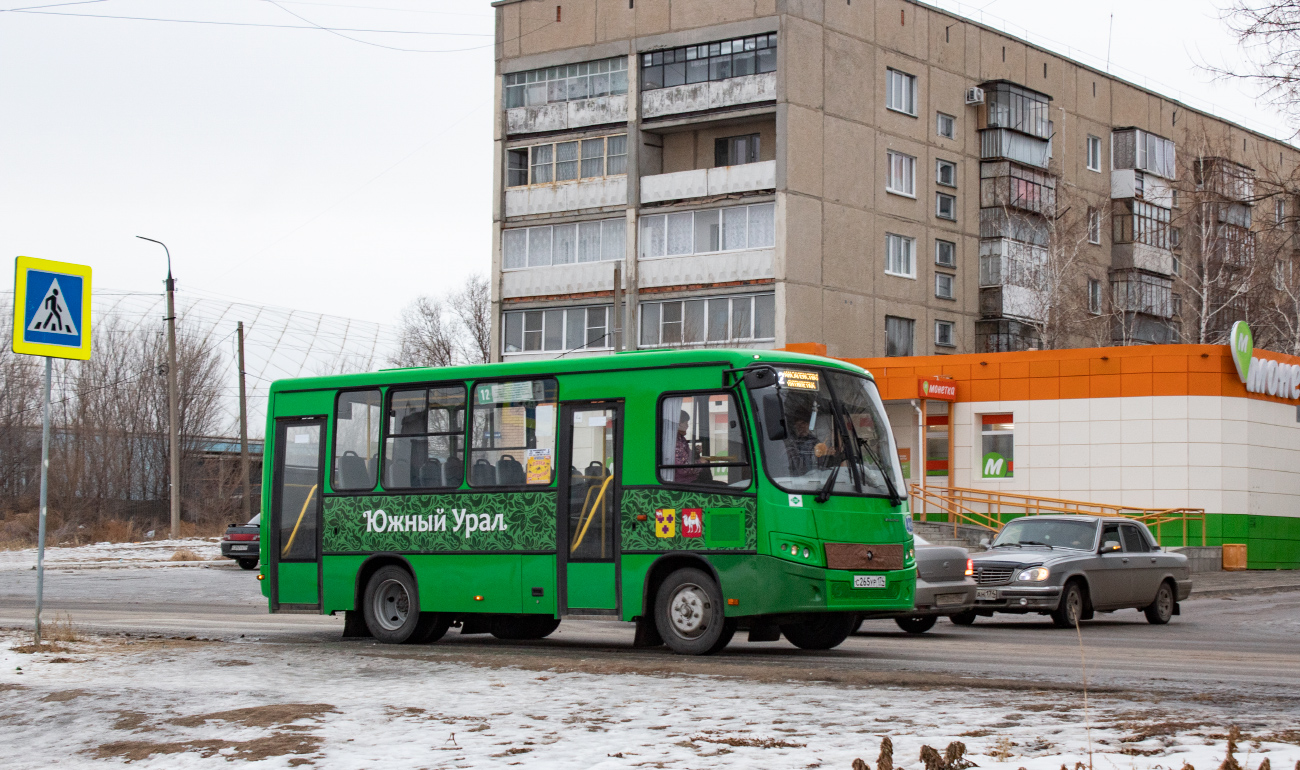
[751,367,903,500]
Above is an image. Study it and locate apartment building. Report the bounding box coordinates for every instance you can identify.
[490,0,1300,361]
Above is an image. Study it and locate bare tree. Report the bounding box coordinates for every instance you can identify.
[1217,1,1300,133]
[450,275,491,364]
[390,296,455,368]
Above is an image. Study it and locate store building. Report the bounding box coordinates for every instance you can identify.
[812,332,1300,569]
[490,0,1300,361]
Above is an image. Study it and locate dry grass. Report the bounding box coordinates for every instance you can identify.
[169,548,203,562]
[43,612,79,642]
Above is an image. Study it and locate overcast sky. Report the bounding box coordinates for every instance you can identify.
[0,0,1288,329]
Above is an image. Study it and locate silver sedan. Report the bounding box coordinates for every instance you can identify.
[856,533,976,634]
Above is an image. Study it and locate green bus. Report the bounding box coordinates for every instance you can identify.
[259,348,915,655]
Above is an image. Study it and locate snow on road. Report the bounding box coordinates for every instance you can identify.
[2,629,1297,770]
[0,538,223,572]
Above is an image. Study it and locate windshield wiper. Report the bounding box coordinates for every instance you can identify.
[992,542,1023,548]
[1021,540,1054,549]
[815,462,841,503]
[853,435,903,507]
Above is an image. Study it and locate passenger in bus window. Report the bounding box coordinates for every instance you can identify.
[674,411,700,483]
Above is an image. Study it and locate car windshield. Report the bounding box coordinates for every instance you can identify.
[993,519,1096,550]
[750,367,903,498]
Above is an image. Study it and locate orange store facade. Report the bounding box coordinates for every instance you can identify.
[785,342,1300,570]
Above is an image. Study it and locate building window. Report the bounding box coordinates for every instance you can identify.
[503,219,626,269]
[936,112,956,139]
[885,233,916,278]
[935,320,955,347]
[503,306,613,354]
[1112,199,1171,249]
[936,159,957,187]
[935,273,955,299]
[885,316,915,357]
[507,134,627,187]
[1087,206,1101,244]
[1086,134,1102,172]
[641,33,777,91]
[936,239,956,268]
[505,57,629,109]
[1277,197,1286,226]
[1088,278,1102,315]
[936,193,957,221]
[886,150,916,197]
[885,68,917,116]
[980,413,1014,479]
[639,203,775,258]
[638,293,775,347]
[715,134,760,166]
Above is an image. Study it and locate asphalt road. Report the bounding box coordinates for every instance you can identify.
[2,564,1298,700]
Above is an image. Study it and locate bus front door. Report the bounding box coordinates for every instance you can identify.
[270,417,325,611]
[557,402,623,614]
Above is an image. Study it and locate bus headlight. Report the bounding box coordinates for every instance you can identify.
[1017,567,1050,582]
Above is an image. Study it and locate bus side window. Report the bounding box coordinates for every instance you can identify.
[333,390,382,491]
[658,392,751,489]
[384,385,467,490]
[469,379,559,487]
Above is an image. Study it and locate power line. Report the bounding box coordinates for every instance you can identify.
[269,0,492,18]
[10,8,492,37]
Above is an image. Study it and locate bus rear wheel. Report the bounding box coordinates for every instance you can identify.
[363,566,446,644]
[780,613,856,650]
[491,615,561,640]
[654,568,736,655]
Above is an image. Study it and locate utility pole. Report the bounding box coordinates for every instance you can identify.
[237,321,251,521]
[137,236,181,539]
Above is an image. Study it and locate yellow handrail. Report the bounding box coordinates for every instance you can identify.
[570,474,614,552]
[908,483,1205,546]
[281,484,318,557]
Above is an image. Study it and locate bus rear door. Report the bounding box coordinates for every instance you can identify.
[557,402,623,614]
[269,417,325,611]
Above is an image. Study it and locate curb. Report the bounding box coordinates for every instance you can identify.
[1189,583,1300,599]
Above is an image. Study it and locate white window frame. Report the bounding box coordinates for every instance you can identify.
[507,133,628,188]
[638,202,776,259]
[885,233,917,279]
[1087,207,1101,245]
[936,159,957,188]
[1086,134,1102,172]
[637,293,776,348]
[502,219,627,270]
[935,320,955,347]
[886,68,918,116]
[886,150,917,198]
[936,112,956,139]
[502,305,614,354]
[936,192,957,221]
[935,239,956,268]
[1087,278,1102,315]
[935,272,955,300]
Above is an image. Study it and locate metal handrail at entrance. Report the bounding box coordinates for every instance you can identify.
[908,483,1206,546]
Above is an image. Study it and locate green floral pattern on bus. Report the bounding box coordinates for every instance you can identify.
[620,488,756,552]
[323,492,556,553]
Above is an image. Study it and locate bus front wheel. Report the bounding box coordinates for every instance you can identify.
[363,566,447,644]
[654,568,736,656]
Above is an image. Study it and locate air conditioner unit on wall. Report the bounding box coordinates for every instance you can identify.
[965,87,985,105]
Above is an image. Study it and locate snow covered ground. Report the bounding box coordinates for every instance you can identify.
[2,628,1297,770]
[0,538,224,572]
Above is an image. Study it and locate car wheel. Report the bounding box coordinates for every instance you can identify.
[363,565,441,644]
[654,568,736,655]
[237,558,258,571]
[894,615,938,634]
[1051,581,1087,629]
[780,614,857,650]
[1144,581,1175,625]
[949,610,977,626]
[491,615,561,640]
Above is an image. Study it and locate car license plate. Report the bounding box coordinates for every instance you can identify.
[853,575,886,589]
[935,592,965,607]
[976,589,998,601]
[230,545,250,551]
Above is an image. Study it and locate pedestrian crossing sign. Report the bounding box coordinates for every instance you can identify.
[12,256,92,360]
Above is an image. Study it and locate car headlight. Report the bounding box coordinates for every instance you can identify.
[1018,567,1050,582]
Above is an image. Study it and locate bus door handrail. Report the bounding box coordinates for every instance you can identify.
[281,483,318,557]
[570,474,614,552]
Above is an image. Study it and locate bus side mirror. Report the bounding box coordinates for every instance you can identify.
[761,393,786,441]
[744,368,777,390]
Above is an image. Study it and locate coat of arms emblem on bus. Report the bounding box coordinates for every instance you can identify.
[680,508,703,538]
[654,508,676,538]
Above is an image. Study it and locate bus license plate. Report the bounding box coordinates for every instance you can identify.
[853,575,886,589]
[976,589,998,601]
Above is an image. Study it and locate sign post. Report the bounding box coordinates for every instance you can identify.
[12,256,92,647]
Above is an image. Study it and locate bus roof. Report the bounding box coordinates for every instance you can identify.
[268,348,873,394]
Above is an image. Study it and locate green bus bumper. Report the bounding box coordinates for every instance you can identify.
[702,554,916,618]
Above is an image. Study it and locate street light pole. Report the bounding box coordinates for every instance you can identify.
[137,236,181,540]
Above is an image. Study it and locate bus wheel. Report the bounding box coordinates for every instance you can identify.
[363,566,426,644]
[491,616,561,640]
[655,568,736,655]
[780,613,856,650]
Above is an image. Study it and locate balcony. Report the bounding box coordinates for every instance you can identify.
[1111,169,1174,208]
[979,161,1057,216]
[505,94,628,136]
[1112,242,1175,275]
[640,160,775,204]
[642,72,776,120]
[1195,158,1255,202]
[500,260,621,300]
[979,285,1047,322]
[1110,269,1174,319]
[1112,128,1176,181]
[979,239,1047,288]
[979,129,1051,169]
[976,318,1041,353]
[505,177,627,217]
[638,248,774,289]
